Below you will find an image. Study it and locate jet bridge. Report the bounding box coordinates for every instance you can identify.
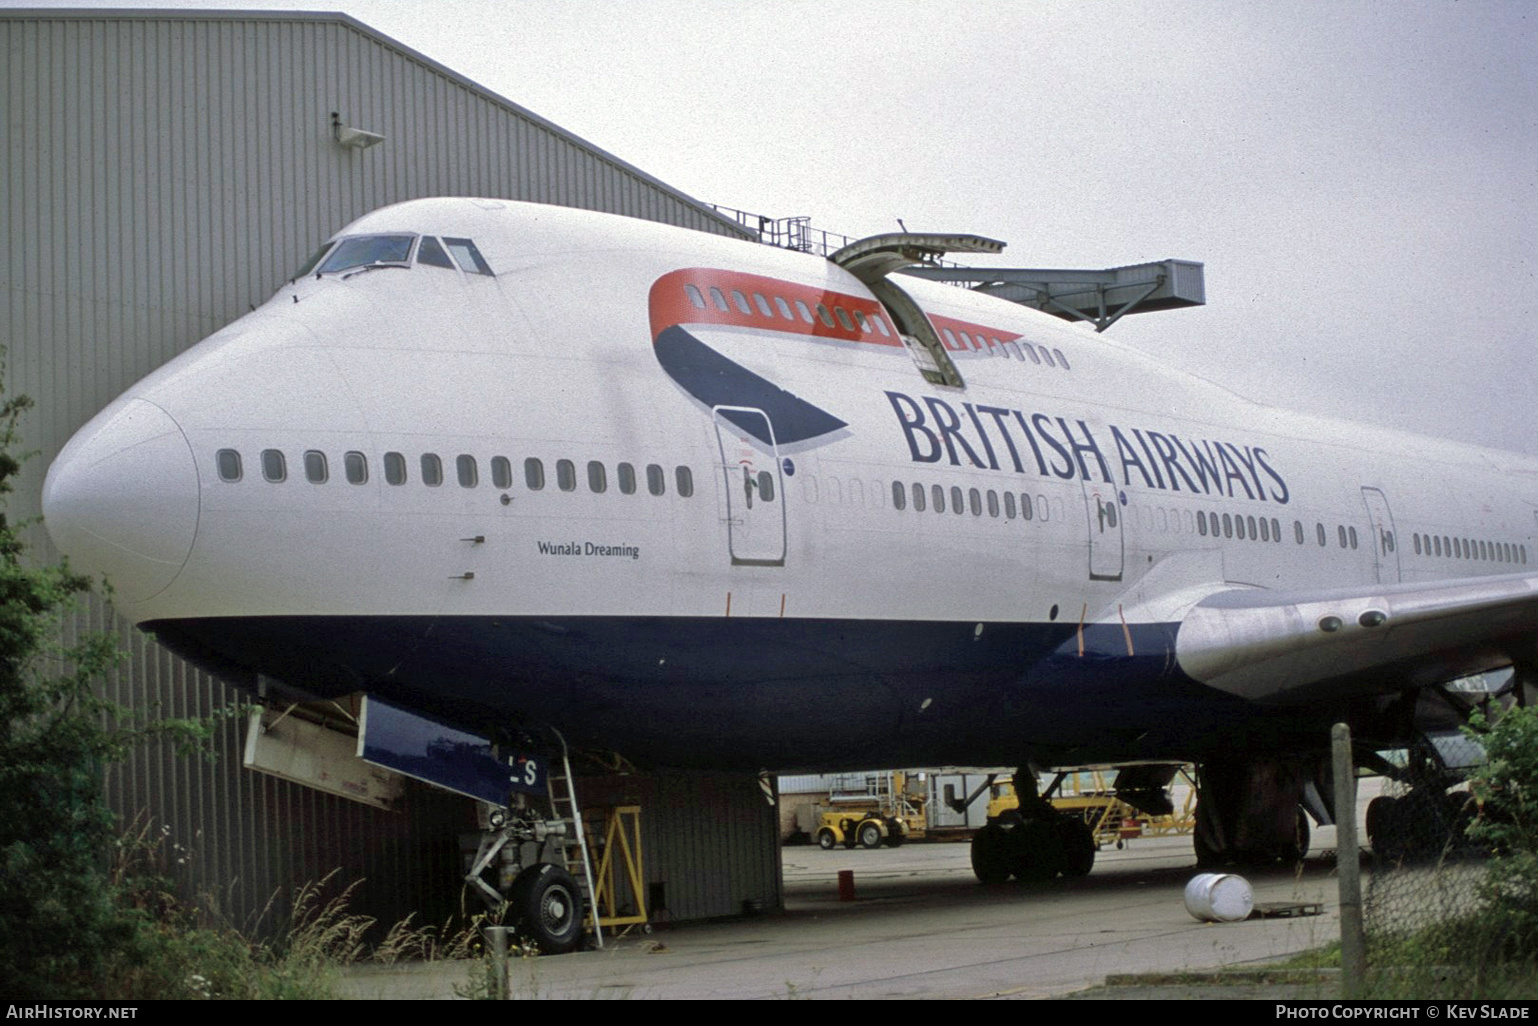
[902,259,1205,332]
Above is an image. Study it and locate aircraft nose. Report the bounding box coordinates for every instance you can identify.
[43,398,200,605]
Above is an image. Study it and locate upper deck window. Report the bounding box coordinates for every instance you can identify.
[443,238,494,276]
[318,234,414,274]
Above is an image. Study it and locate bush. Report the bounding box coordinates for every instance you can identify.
[1465,705,1538,960]
[0,387,209,997]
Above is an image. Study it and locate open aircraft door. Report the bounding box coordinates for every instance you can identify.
[1083,480,1124,582]
[1361,486,1401,583]
[713,406,787,567]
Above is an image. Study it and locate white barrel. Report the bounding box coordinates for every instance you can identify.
[1183,872,1253,922]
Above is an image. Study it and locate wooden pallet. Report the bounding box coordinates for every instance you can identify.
[1251,901,1324,919]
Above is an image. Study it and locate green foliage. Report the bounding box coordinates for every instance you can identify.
[1465,704,1538,960]
[0,386,213,997]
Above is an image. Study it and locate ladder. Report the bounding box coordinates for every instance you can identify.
[545,729,603,949]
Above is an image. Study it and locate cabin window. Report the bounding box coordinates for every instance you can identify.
[457,455,478,488]
[587,461,607,493]
[871,315,892,337]
[794,299,813,323]
[709,287,729,312]
[1317,523,1327,547]
[1349,526,1358,549]
[342,451,367,485]
[731,290,752,315]
[385,451,407,485]
[676,466,694,497]
[1235,516,1246,540]
[421,454,443,487]
[524,457,545,491]
[1414,533,1422,555]
[685,284,706,309]
[1248,515,1258,539]
[647,463,665,496]
[756,471,774,501]
[261,449,286,483]
[855,311,871,333]
[834,307,856,332]
[816,304,834,327]
[1004,492,1016,519]
[617,462,636,495]
[1023,343,1042,365]
[491,456,512,490]
[303,450,328,484]
[950,486,964,516]
[1054,348,1071,369]
[443,237,493,276]
[892,481,906,510]
[1197,511,1208,536]
[970,488,983,516]
[774,296,794,320]
[216,448,242,482]
[1272,518,1282,543]
[1259,517,1270,542]
[941,328,960,350]
[752,293,773,317]
[932,484,946,514]
[1021,493,1034,521]
[987,490,1000,517]
[556,459,576,492]
[911,482,926,512]
[416,235,455,269]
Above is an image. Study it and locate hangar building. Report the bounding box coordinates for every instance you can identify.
[2,8,780,931]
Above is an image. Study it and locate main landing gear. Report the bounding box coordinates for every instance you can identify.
[1191,756,1316,867]
[969,770,1097,884]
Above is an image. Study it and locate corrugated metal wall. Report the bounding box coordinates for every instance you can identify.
[580,774,782,924]
[2,10,758,933]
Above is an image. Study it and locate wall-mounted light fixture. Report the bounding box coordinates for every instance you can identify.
[331,111,384,150]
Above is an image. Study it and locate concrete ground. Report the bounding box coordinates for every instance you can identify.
[339,827,1353,1000]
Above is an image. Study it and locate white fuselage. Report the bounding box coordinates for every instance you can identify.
[42,198,1538,770]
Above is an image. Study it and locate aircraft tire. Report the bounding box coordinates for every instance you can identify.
[858,820,884,849]
[970,822,1013,884]
[884,832,904,848]
[1010,819,1064,881]
[510,863,584,955]
[1057,816,1096,878]
[817,828,838,850]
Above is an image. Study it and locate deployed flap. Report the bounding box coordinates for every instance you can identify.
[830,233,1004,285]
[1175,572,1538,703]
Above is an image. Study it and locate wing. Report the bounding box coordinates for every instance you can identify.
[1174,571,1538,704]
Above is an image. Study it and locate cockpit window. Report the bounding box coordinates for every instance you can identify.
[416,235,455,269]
[294,243,334,278]
[318,234,415,274]
[443,237,494,276]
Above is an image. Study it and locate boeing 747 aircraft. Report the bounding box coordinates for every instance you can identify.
[43,198,1538,944]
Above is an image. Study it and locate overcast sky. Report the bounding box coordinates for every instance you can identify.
[13,1,1537,453]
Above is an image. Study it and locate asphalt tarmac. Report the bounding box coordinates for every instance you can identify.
[340,827,1351,1000]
